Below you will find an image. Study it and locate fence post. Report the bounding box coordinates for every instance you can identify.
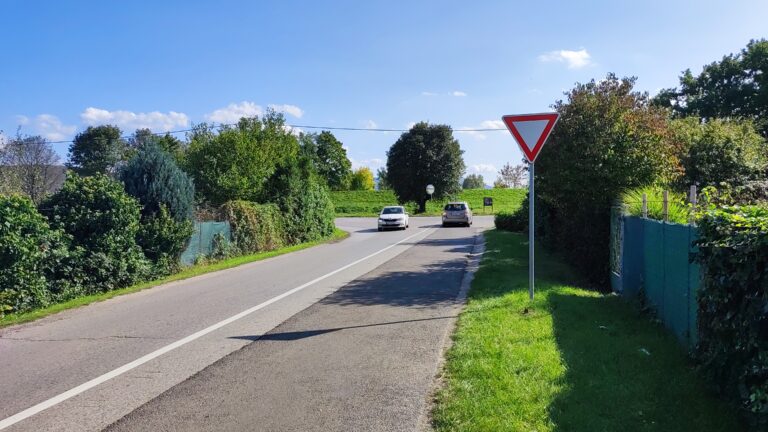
[642,193,648,219]
[663,190,669,222]
[689,185,698,226]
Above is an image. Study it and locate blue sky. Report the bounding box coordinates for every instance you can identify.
[2,0,767,181]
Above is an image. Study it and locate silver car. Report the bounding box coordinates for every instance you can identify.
[442,202,472,227]
[378,206,409,231]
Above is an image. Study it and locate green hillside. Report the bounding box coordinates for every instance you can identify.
[330,188,526,216]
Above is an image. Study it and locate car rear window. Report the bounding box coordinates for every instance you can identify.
[444,203,466,211]
[382,207,403,214]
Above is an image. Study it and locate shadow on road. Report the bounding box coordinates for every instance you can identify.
[230,315,457,342]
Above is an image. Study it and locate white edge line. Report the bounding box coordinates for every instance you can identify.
[0,228,435,430]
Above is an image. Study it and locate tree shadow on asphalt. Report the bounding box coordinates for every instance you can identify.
[318,236,475,309]
[229,315,457,342]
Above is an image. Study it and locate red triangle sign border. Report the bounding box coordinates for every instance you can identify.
[501,113,559,163]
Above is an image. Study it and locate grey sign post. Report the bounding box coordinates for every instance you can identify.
[501,113,559,300]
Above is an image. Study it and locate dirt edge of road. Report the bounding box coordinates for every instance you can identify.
[417,230,487,432]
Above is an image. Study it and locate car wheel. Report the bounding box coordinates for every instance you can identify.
[378,227,382,232]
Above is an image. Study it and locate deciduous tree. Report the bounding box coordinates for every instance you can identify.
[350,167,375,190]
[67,125,126,176]
[462,174,485,189]
[386,122,465,211]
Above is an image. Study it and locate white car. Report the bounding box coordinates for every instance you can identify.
[378,206,409,231]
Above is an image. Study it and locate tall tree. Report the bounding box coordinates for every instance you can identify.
[386,122,465,211]
[184,110,299,206]
[653,39,768,137]
[300,131,352,190]
[128,129,184,162]
[67,125,125,176]
[672,118,767,187]
[462,174,485,189]
[376,167,390,190]
[350,167,375,190]
[493,163,527,188]
[0,134,63,203]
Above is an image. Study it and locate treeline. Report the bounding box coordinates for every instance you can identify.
[0,111,347,316]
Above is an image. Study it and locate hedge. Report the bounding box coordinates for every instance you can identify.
[695,205,768,427]
[221,201,285,254]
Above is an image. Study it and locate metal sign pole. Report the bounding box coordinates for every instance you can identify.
[529,162,535,301]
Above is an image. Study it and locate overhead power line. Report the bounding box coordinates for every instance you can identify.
[33,122,509,145]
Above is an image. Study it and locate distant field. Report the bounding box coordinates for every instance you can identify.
[330,188,526,216]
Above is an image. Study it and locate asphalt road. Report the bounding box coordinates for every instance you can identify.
[0,216,491,432]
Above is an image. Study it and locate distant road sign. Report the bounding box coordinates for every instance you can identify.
[426,184,435,195]
[501,113,559,163]
[483,197,493,206]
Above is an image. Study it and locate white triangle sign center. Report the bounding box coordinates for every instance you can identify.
[501,113,559,163]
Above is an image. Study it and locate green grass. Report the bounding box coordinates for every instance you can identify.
[330,188,526,216]
[0,228,349,329]
[621,186,691,224]
[432,230,741,432]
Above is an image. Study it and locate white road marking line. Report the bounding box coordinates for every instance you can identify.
[0,228,435,430]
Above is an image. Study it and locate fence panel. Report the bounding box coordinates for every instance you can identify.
[615,216,701,349]
[179,221,231,266]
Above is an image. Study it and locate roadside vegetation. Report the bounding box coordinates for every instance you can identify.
[432,230,741,431]
[0,228,347,329]
[331,188,526,216]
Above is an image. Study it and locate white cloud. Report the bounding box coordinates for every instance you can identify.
[452,91,467,97]
[469,163,498,175]
[350,157,384,170]
[81,107,189,132]
[268,104,304,118]
[538,49,592,69]
[421,91,438,96]
[364,120,378,129]
[14,114,77,141]
[204,101,263,124]
[456,120,506,140]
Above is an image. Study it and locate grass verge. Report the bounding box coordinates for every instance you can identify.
[0,228,349,329]
[432,230,741,431]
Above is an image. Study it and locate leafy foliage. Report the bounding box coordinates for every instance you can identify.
[67,125,126,176]
[494,210,527,232]
[41,174,149,292]
[654,39,768,137]
[301,131,352,190]
[0,195,60,313]
[672,118,767,187]
[184,111,300,206]
[695,205,768,427]
[136,206,193,274]
[462,174,485,189]
[262,157,335,244]
[350,167,375,191]
[375,167,390,190]
[128,128,185,163]
[536,74,680,287]
[386,122,465,211]
[220,201,285,254]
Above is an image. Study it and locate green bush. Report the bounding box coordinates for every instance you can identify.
[221,201,285,254]
[41,174,150,292]
[0,195,59,313]
[263,158,335,244]
[494,210,526,232]
[137,206,193,275]
[695,205,768,427]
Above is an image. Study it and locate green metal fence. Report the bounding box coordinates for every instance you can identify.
[611,213,700,348]
[179,221,231,266]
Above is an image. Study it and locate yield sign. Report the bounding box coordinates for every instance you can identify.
[502,113,559,163]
